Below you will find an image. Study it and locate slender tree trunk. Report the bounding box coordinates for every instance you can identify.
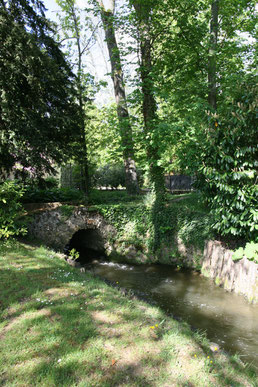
[71,3,90,195]
[208,0,219,110]
[96,0,139,194]
[131,0,165,201]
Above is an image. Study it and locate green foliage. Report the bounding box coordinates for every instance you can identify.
[60,163,88,190]
[96,202,152,251]
[93,192,212,254]
[60,204,75,219]
[24,177,59,190]
[69,248,80,261]
[0,0,81,179]
[22,186,85,204]
[143,190,156,209]
[167,193,214,250]
[92,164,126,189]
[40,177,59,189]
[197,77,257,241]
[0,181,27,239]
[232,242,258,264]
[86,104,123,169]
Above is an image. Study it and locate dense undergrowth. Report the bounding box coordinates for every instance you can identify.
[0,240,256,386]
[91,191,214,259]
[22,186,85,204]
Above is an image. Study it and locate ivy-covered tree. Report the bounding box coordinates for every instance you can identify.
[129,0,166,198]
[0,0,80,180]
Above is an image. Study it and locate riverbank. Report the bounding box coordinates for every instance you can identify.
[0,240,256,386]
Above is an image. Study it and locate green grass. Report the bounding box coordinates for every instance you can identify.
[0,240,256,386]
[88,189,194,206]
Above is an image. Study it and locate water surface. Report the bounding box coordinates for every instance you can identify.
[90,261,258,369]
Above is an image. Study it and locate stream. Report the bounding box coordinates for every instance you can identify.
[88,261,258,369]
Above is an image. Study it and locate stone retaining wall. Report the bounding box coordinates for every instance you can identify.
[202,240,257,303]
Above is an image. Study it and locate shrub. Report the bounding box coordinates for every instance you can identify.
[232,242,258,264]
[39,177,59,189]
[196,76,257,242]
[0,181,27,239]
[93,164,126,189]
[22,186,85,203]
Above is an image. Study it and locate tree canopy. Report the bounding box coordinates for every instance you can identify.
[0,0,80,179]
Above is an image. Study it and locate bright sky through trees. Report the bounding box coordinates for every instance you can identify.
[44,0,115,104]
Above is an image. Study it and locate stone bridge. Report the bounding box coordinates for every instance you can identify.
[26,203,117,263]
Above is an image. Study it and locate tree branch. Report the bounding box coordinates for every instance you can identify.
[81,21,101,55]
[58,36,77,44]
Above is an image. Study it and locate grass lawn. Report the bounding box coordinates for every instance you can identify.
[0,240,256,386]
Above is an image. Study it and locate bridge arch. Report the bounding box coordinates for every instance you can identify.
[66,228,106,264]
[28,205,115,260]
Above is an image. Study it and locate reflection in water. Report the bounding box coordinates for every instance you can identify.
[90,261,258,368]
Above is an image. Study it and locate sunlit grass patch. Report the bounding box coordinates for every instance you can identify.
[0,240,256,387]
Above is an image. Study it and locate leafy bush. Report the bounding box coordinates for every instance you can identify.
[92,164,126,189]
[39,177,59,189]
[197,76,257,242]
[0,181,27,239]
[22,186,85,203]
[232,242,258,264]
[95,202,152,250]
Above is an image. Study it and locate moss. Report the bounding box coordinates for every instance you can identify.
[201,268,211,278]
[59,204,75,219]
[224,278,230,291]
[192,253,203,271]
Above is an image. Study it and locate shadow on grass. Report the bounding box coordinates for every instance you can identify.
[0,241,256,386]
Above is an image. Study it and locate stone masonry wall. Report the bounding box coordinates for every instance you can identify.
[202,240,257,303]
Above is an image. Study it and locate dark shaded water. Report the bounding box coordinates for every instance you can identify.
[90,261,258,369]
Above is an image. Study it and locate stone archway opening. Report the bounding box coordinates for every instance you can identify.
[65,228,106,264]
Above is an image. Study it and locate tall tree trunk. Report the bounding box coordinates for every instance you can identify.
[96,0,139,194]
[208,0,219,110]
[131,0,165,201]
